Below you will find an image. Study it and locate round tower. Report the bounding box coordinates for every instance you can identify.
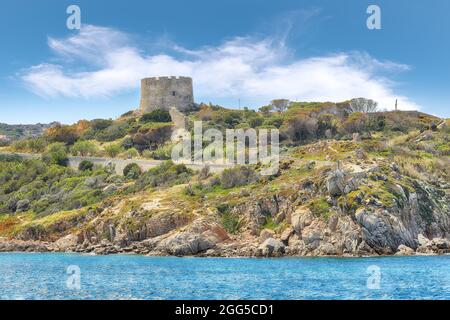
[139,76,194,113]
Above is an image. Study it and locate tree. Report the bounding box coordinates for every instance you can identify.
[259,105,274,115]
[45,124,79,145]
[270,99,291,113]
[71,140,98,156]
[349,98,378,113]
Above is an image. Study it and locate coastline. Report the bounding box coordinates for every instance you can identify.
[1,238,448,258]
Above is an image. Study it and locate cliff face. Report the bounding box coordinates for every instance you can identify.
[2,139,448,257]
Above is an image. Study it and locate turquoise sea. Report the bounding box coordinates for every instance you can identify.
[0,253,448,300]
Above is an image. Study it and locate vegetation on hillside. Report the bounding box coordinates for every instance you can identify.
[0,98,447,246]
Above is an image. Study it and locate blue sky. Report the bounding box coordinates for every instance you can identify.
[0,0,449,124]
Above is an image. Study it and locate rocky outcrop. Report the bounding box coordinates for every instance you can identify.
[0,238,52,252]
[395,244,415,256]
[1,150,448,258]
[416,235,450,255]
[257,238,285,257]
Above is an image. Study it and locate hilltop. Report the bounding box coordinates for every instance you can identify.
[0,122,55,143]
[0,100,449,257]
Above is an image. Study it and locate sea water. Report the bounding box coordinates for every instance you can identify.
[0,253,448,300]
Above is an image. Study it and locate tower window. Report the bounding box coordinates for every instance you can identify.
[172,91,176,96]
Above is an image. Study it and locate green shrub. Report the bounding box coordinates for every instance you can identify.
[123,163,142,180]
[308,197,332,220]
[220,166,258,189]
[27,138,48,153]
[221,212,240,234]
[133,161,193,190]
[11,139,28,152]
[0,157,116,215]
[43,143,68,166]
[104,144,123,158]
[140,109,171,123]
[150,144,173,160]
[71,140,98,156]
[126,148,139,159]
[95,123,129,142]
[78,160,94,171]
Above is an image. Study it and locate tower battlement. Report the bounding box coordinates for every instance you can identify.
[139,76,194,113]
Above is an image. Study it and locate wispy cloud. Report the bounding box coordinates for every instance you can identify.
[21,24,419,110]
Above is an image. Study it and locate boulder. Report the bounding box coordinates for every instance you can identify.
[290,208,313,233]
[159,232,216,256]
[280,227,294,244]
[395,244,415,256]
[317,242,338,256]
[418,234,430,246]
[417,237,450,254]
[301,227,322,251]
[257,238,285,257]
[259,229,275,243]
[326,170,346,196]
[54,234,79,251]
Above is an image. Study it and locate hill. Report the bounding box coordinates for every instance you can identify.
[0,101,449,256]
[0,122,55,143]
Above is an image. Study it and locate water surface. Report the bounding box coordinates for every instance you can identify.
[0,253,448,300]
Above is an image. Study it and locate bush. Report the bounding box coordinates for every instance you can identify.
[71,140,98,156]
[121,110,134,118]
[140,109,171,123]
[220,166,258,189]
[199,165,210,180]
[28,138,47,153]
[149,143,173,160]
[95,123,129,142]
[262,116,284,128]
[45,124,79,145]
[11,139,29,152]
[131,125,173,152]
[282,117,318,144]
[90,119,114,131]
[121,137,134,149]
[126,148,139,159]
[104,144,123,158]
[43,143,68,166]
[133,161,193,190]
[123,163,142,180]
[78,160,94,171]
[247,115,264,128]
[0,157,115,215]
[338,112,368,135]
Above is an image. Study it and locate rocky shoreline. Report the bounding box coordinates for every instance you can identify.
[1,234,449,257]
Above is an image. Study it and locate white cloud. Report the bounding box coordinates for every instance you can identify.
[21,24,419,110]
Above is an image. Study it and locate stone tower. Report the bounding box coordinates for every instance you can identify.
[139,76,194,113]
